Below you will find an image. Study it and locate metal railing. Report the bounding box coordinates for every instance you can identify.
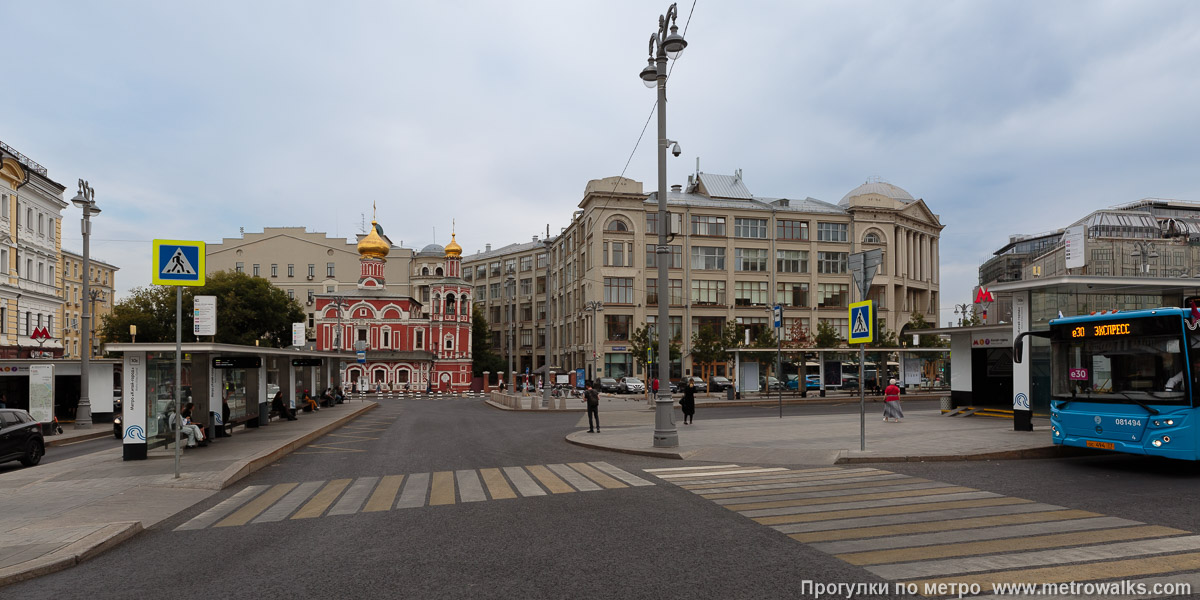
[0,140,48,175]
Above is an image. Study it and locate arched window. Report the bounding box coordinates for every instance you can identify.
[373,368,387,383]
[863,229,884,244]
[445,293,457,316]
[605,217,631,232]
[432,295,441,314]
[436,267,444,276]
[422,267,429,276]
[444,335,454,351]
[397,370,410,383]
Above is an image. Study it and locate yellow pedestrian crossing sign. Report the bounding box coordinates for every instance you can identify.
[848,300,873,344]
[152,239,206,286]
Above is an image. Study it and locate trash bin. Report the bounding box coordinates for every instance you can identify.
[258,402,270,426]
[727,387,735,401]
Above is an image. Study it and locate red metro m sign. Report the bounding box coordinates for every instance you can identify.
[30,326,51,341]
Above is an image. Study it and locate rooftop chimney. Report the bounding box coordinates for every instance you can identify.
[533,235,539,242]
[671,184,682,192]
[486,243,492,252]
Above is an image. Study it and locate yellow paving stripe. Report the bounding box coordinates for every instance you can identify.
[676,468,871,485]
[292,479,352,519]
[755,497,1030,526]
[568,463,627,489]
[526,465,575,494]
[429,471,456,505]
[725,486,975,511]
[215,483,298,527]
[480,468,517,500]
[701,477,931,499]
[789,509,1101,543]
[362,475,404,512]
[682,470,894,490]
[906,550,1200,595]
[839,525,1187,566]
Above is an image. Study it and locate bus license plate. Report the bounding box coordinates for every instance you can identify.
[1086,441,1115,450]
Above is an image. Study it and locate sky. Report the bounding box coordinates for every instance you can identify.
[4,0,1200,327]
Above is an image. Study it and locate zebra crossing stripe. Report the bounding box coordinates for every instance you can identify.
[329,477,380,516]
[363,475,404,512]
[779,505,1091,538]
[678,468,884,487]
[292,479,352,519]
[907,550,1200,591]
[547,464,601,492]
[753,497,1031,526]
[479,468,517,500]
[724,486,979,513]
[525,465,574,494]
[253,481,324,523]
[503,466,546,497]
[811,515,1141,554]
[430,472,456,505]
[216,483,298,527]
[657,467,788,479]
[456,470,487,502]
[741,491,1002,519]
[694,473,914,496]
[567,462,626,489]
[396,473,430,508]
[644,464,741,472]
[176,485,268,531]
[712,481,959,506]
[590,462,654,487]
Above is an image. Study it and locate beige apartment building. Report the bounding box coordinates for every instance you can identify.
[207,227,423,341]
[461,238,550,377]
[60,249,118,358]
[469,171,944,382]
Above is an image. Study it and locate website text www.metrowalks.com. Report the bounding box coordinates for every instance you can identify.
[796,579,1192,598]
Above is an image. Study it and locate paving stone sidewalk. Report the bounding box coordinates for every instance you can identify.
[567,409,1076,465]
[0,401,376,587]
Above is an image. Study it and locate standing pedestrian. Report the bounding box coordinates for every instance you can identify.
[584,381,600,433]
[652,378,659,400]
[883,378,903,422]
[680,379,696,424]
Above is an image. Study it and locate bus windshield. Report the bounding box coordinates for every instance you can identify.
[1051,333,1189,406]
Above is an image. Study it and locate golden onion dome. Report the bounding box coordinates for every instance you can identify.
[357,221,390,259]
[444,232,462,258]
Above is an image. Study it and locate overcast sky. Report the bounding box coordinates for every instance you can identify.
[5,0,1200,326]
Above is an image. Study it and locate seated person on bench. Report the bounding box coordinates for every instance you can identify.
[301,390,320,412]
[272,390,297,420]
[319,388,335,408]
[170,404,208,447]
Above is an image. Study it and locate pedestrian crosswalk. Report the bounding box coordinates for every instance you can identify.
[646,464,1200,596]
[176,461,653,531]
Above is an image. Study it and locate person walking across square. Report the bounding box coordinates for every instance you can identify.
[680,379,696,424]
[584,381,601,433]
[883,378,904,423]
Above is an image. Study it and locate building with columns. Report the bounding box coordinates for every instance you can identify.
[468,171,943,382]
[313,219,473,392]
[60,249,118,358]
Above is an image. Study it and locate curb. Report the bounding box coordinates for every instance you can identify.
[835,444,1099,464]
[212,402,378,490]
[565,434,687,460]
[45,430,113,447]
[0,522,143,588]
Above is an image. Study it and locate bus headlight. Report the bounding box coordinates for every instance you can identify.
[1051,425,1061,437]
[1152,439,1162,447]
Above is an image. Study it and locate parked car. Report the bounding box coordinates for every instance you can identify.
[0,409,45,467]
[668,380,679,393]
[597,378,621,394]
[618,377,646,394]
[760,376,785,391]
[686,377,708,393]
[806,375,823,390]
[709,376,733,392]
[840,376,860,391]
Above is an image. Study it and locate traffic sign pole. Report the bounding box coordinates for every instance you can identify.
[152,239,205,479]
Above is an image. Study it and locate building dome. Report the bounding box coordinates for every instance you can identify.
[444,233,462,258]
[357,221,390,259]
[838,181,915,206]
[419,243,445,256]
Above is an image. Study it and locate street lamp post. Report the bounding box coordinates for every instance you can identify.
[542,238,554,409]
[1130,241,1159,275]
[88,289,106,358]
[331,295,348,388]
[72,179,100,429]
[505,272,516,393]
[640,2,687,448]
[584,300,604,383]
[953,303,974,327]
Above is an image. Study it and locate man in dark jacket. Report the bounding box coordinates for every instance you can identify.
[584,381,601,433]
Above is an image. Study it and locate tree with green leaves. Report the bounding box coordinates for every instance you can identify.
[690,320,739,385]
[814,319,844,348]
[471,305,505,377]
[99,270,305,347]
[630,324,681,382]
[906,312,948,348]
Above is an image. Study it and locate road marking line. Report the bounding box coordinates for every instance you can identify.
[429,471,456,505]
[841,525,1184,566]
[905,550,1200,592]
[870,534,1200,581]
[691,472,912,496]
[710,481,948,504]
[775,503,1081,536]
[657,467,789,479]
[363,475,404,513]
[676,468,886,487]
[395,473,430,508]
[480,468,517,500]
[292,479,351,519]
[175,485,268,531]
[526,465,574,494]
[590,462,655,487]
[724,486,977,512]
[329,476,380,515]
[456,470,487,502]
[216,483,298,527]
[812,515,1141,553]
[503,466,546,497]
[547,464,601,491]
[753,497,1031,526]
[741,491,1001,518]
[253,481,324,523]
[644,464,741,472]
[567,462,626,489]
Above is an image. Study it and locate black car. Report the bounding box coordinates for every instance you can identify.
[709,376,733,392]
[0,408,45,467]
[597,378,621,393]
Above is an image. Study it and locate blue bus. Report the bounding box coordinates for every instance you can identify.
[1020,308,1200,460]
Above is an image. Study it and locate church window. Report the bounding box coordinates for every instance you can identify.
[436,267,444,276]
[422,267,429,276]
[415,330,424,350]
[444,335,454,351]
[445,294,457,316]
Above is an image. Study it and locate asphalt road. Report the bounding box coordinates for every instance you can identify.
[8,398,1200,599]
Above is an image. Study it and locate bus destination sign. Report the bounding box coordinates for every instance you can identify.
[1071,323,1132,339]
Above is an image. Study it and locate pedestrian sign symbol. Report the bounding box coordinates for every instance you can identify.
[848,300,873,344]
[152,239,206,286]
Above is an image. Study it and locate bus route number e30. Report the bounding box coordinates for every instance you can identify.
[1072,323,1131,338]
